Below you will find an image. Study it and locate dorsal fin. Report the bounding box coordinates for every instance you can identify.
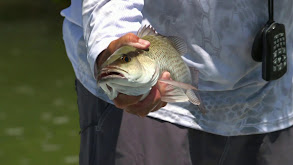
[137,25,187,55]
[137,25,157,38]
[167,36,188,55]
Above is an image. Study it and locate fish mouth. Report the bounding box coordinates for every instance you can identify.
[97,66,127,81]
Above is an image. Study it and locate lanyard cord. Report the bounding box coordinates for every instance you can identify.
[268,0,274,23]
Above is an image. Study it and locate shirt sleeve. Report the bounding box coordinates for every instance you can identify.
[82,0,144,79]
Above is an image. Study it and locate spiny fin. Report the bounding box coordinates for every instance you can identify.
[167,36,188,55]
[137,25,187,55]
[137,25,157,38]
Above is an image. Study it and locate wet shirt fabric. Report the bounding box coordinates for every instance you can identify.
[61,0,293,136]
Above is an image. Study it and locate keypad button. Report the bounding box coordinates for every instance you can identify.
[273,66,277,72]
[282,55,287,61]
[274,35,279,40]
[278,57,282,63]
[282,48,286,54]
[283,61,287,67]
[273,51,278,58]
[278,64,283,71]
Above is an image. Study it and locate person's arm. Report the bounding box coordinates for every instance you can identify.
[82,0,145,77]
[82,0,169,117]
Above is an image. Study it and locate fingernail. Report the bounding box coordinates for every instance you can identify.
[138,39,150,46]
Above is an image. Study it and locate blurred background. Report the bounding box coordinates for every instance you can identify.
[0,0,80,165]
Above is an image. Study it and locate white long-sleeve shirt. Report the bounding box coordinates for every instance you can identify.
[61,0,293,136]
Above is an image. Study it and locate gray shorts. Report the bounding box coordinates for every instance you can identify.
[75,79,293,165]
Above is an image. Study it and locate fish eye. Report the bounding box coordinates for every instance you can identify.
[121,54,131,62]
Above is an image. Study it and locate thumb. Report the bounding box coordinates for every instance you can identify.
[157,71,171,96]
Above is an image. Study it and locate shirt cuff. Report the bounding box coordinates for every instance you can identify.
[87,37,118,80]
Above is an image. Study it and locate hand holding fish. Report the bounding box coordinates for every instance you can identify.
[96,33,150,70]
[96,32,169,117]
[97,26,206,115]
[113,72,170,117]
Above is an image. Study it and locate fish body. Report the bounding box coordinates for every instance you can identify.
[97,26,204,112]
[141,35,192,85]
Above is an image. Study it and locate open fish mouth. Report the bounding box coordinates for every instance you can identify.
[97,66,127,81]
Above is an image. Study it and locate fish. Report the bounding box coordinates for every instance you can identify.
[97,25,206,113]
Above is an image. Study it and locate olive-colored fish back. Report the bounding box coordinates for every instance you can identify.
[141,35,191,84]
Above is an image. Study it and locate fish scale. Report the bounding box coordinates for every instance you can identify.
[141,35,192,84]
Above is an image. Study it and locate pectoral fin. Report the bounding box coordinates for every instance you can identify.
[158,79,206,113]
[160,84,189,102]
[158,79,197,90]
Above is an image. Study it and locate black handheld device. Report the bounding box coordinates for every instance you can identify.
[251,0,287,81]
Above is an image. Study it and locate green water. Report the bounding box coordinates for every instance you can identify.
[0,1,80,165]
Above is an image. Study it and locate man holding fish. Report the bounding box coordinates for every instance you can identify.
[61,0,293,164]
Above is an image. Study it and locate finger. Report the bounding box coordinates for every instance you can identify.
[124,86,161,116]
[138,99,168,116]
[129,100,161,117]
[119,72,170,116]
[137,72,170,114]
[113,33,150,52]
[157,71,171,96]
[162,102,167,107]
[113,93,143,109]
[121,33,150,48]
[97,33,150,68]
[127,38,150,49]
[139,102,161,117]
[150,101,165,112]
[152,101,167,111]
[127,100,165,117]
